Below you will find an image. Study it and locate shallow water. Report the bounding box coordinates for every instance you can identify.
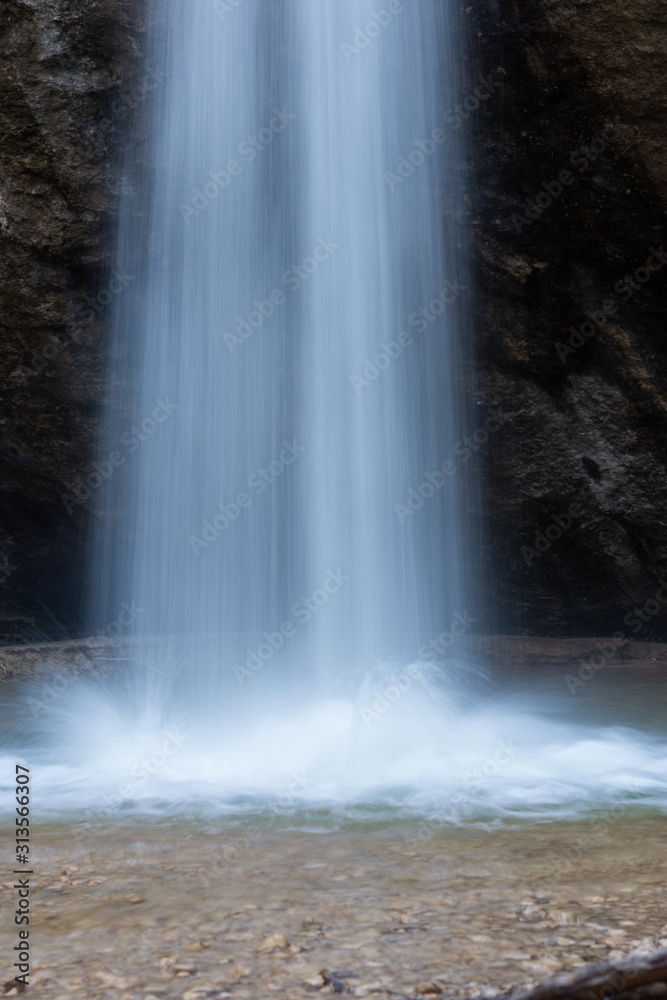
[2,814,665,998]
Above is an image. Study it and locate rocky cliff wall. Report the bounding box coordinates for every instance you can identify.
[467,0,667,637]
[0,0,150,639]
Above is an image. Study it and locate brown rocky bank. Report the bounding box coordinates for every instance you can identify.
[2,633,667,686]
[1,0,667,641]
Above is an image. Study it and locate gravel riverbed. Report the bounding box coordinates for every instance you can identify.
[2,815,666,999]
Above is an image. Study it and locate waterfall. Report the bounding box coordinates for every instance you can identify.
[3,0,667,823]
[93,0,469,709]
[297,2,467,675]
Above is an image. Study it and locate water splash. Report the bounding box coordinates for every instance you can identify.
[3,664,667,821]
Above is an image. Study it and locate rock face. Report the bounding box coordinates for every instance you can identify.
[2,0,667,641]
[467,0,667,637]
[0,0,151,639]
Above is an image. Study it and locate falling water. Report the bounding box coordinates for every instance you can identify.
[94,0,468,703]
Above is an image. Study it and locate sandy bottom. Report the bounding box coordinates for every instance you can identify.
[2,814,666,999]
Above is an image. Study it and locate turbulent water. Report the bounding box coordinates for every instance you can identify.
[3,0,667,822]
[3,666,667,821]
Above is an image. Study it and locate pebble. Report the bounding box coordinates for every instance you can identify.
[182,986,217,999]
[516,905,548,923]
[630,937,657,954]
[173,961,198,974]
[19,817,667,1000]
[258,932,288,951]
[303,973,326,987]
[90,971,128,988]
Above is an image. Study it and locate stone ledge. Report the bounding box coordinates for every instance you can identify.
[463,634,667,671]
[0,633,666,684]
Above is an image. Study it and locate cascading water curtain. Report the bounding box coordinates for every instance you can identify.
[92,0,470,725]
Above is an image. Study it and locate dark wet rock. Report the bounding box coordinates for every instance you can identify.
[466,0,667,636]
[0,0,151,636]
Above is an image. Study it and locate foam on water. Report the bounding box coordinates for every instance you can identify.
[3,665,667,821]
